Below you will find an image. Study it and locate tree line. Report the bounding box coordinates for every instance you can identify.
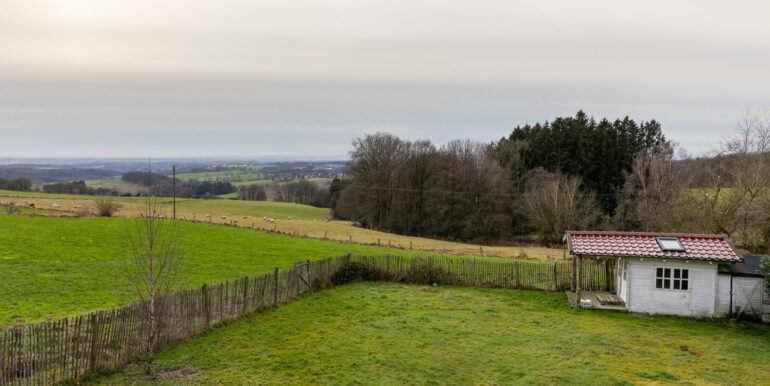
[0,177,32,192]
[237,179,338,208]
[330,110,770,253]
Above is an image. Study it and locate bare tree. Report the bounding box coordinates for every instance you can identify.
[621,143,685,231]
[524,173,600,244]
[685,109,770,244]
[122,197,184,373]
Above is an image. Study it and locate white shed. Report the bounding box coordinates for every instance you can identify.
[566,231,767,321]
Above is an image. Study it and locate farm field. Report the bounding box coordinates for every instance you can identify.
[0,215,495,329]
[99,283,770,385]
[0,190,566,260]
[173,166,272,183]
[83,179,140,187]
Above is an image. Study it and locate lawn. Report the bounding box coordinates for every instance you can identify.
[98,283,770,385]
[0,216,489,328]
[0,190,567,260]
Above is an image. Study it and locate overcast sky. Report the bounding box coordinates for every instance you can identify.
[2,0,769,159]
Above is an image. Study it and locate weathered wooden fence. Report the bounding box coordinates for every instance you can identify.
[0,255,612,385]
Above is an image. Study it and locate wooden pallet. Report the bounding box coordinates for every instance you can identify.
[596,294,624,306]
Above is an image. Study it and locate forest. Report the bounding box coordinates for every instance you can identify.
[332,111,770,253]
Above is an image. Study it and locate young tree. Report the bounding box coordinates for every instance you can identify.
[684,109,770,246]
[760,257,770,297]
[122,197,184,373]
[524,173,600,244]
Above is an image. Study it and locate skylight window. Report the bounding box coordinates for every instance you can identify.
[656,237,685,252]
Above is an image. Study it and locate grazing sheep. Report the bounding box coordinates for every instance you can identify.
[205,214,211,217]
[51,204,61,209]
[263,216,267,220]
[220,215,226,219]
[242,216,248,219]
[287,216,292,220]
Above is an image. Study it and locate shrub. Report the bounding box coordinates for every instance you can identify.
[331,262,380,285]
[3,203,21,215]
[94,199,121,217]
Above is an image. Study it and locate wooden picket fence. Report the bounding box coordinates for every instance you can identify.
[0,255,613,385]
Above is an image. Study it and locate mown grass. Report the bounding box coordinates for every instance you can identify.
[98,283,770,385]
[0,190,566,260]
[0,216,490,328]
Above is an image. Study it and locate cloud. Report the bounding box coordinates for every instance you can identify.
[1,0,769,157]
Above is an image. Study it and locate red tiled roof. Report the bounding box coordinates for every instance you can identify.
[565,231,742,262]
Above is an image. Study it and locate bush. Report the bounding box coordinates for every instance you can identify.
[331,258,463,286]
[331,262,380,285]
[3,203,21,215]
[94,199,121,217]
[399,262,462,286]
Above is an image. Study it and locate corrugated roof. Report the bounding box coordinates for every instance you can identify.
[566,231,742,262]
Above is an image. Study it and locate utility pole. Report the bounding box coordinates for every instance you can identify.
[172,164,176,219]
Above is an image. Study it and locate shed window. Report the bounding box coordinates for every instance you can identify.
[655,268,688,290]
[656,237,685,252]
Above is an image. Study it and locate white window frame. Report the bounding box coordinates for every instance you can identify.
[655,267,689,291]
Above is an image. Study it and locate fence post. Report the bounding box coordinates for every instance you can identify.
[241,277,249,315]
[553,260,558,291]
[273,268,279,306]
[471,258,476,286]
[428,256,433,284]
[89,313,98,373]
[202,284,210,329]
[604,259,611,291]
[515,261,520,288]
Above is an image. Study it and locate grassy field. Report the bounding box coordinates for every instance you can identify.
[174,166,270,183]
[0,215,497,328]
[98,283,770,385]
[0,190,566,260]
[83,179,140,187]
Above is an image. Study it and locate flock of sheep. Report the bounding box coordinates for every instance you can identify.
[0,199,100,213]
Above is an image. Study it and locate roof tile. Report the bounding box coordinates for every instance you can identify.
[566,231,741,262]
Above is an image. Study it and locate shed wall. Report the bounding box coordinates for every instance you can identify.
[732,276,764,319]
[627,259,717,317]
[715,273,731,317]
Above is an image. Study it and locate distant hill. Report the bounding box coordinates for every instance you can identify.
[0,166,118,183]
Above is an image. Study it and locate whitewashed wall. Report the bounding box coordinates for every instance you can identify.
[616,258,630,304]
[715,274,731,317]
[626,259,717,317]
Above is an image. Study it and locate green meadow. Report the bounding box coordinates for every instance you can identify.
[99,283,770,385]
[0,216,481,328]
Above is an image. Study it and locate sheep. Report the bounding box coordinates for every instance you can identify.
[220,215,226,219]
[205,214,211,218]
[287,216,292,220]
[263,216,267,220]
[242,216,248,219]
[51,204,61,209]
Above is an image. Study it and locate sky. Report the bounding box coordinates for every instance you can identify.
[1,0,769,159]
